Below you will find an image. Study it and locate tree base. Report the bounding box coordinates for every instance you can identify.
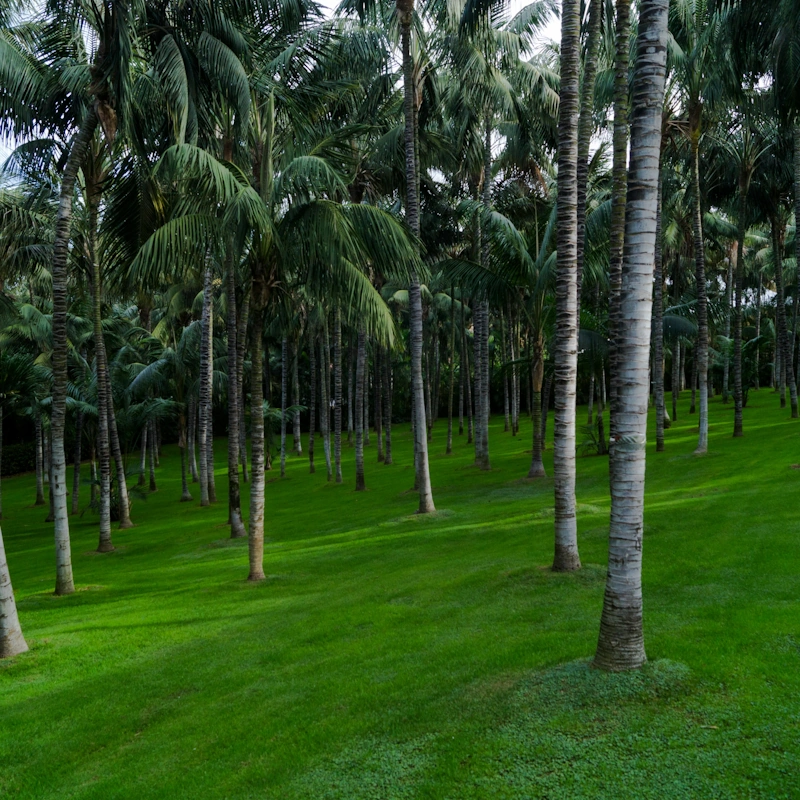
[552,544,581,572]
[527,462,546,478]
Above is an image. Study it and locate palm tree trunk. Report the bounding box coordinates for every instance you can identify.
[595,0,668,671]
[575,0,603,311]
[364,358,371,446]
[334,307,343,483]
[70,410,82,516]
[148,420,157,491]
[309,329,317,473]
[347,335,354,446]
[34,410,45,506]
[138,425,147,486]
[653,168,666,452]
[237,296,250,484]
[690,346,697,413]
[226,257,246,538]
[722,256,734,403]
[179,411,192,502]
[188,396,199,482]
[400,6,435,513]
[51,111,97,595]
[320,327,333,481]
[375,346,384,462]
[473,300,484,463]
[528,343,546,478]
[672,339,680,422]
[248,304,266,582]
[280,337,288,477]
[0,407,3,520]
[733,177,749,436]
[465,329,474,445]
[447,286,456,453]
[502,313,510,433]
[107,397,132,528]
[608,0,632,443]
[93,248,113,553]
[198,263,213,505]
[771,214,798,417]
[0,523,27,658]
[552,0,582,572]
[383,346,393,465]
[691,132,710,453]
[90,440,97,505]
[355,327,366,491]
[292,340,302,455]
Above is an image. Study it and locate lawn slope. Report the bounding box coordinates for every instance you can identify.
[1,394,799,799]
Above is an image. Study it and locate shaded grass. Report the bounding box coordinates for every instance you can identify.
[1,392,799,798]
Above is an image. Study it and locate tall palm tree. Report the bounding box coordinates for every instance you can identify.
[552,0,582,572]
[594,0,669,672]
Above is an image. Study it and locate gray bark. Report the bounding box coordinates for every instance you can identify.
[595,0,668,671]
[0,524,27,658]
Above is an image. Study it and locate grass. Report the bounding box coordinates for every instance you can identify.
[1,391,800,799]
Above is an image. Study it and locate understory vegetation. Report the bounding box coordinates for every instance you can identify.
[2,396,798,799]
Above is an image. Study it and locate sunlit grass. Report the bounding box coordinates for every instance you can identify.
[1,390,799,798]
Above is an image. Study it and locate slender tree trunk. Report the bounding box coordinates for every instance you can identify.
[595,0,668,671]
[188,396,199,482]
[771,214,798,417]
[466,331,474,445]
[334,308,343,483]
[148,420,157,492]
[502,313,511,432]
[347,335,354,446]
[608,0,631,445]
[0,407,3,520]
[309,329,317,473]
[238,292,250,484]
[383,347,393,465]
[364,356,371,446]
[733,177,749,436]
[473,300,484,463]
[722,255,734,403]
[0,524,27,658]
[90,441,97,505]
[138,424,147,486]
[280,337,288,477]
[248,304,266,582]
[34,411,45,506]
[71,410,82,516]
[400,9,435,513]
[198,264,213,505]
[92,243,113,552]
[51,111,97,595]
[528,344,546,478]
[355,328,366,491]
[691,132,710,453]
[226,256,246,537]
[179,411,192,502]
[447,286,456,453]
[107,401,132,529]
[690,346,697,413]
[375,345,384,462]
[320,326,333,481]
[552,0,582,572]
[653,167,665,452]
[575,0,603,310]
[292,339,302,455]
[672,339,680,422]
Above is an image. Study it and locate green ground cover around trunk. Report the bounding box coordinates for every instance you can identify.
[1,393,799,799]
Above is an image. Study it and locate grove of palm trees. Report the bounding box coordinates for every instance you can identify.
[1,0,799,795]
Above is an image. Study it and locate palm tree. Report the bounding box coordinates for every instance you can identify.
[594,0,670,672]
[552,0,582,572]
[0,522,27,659]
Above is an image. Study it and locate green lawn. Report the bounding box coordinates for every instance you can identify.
[1,393,799,799]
